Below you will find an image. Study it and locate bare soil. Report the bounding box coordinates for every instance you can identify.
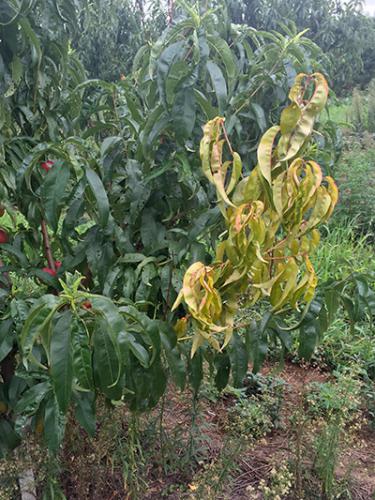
[59,361,375,499]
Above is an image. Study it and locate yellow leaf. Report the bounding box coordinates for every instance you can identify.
[257,125,280,185]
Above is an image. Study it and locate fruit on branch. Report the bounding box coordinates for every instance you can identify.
[173,73,338,355]
[40,160,55,172]
[0,229,9,244]
[42,267,57,277]
[42,261,61,277]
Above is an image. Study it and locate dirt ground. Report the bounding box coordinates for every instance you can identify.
[60,362,375,500]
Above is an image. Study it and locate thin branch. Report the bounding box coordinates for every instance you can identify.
[167,0,174,26]
[221,122,234,155]
[0,259,11,288]
[41,220,55,271]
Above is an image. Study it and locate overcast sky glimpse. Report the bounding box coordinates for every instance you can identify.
[364,0,375,14]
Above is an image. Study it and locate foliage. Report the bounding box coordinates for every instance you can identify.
[333,145,375,234]
[310,223,375,428]
[73,0,166,81]
[312,223,375,282]
[308,368,363,499]
[174,74,339,354]
[228,0,375,94]
[228,372,285,439]
[0,0,374,461]
[323,98,351,126]
[351,88,366,132]
[366,78,375,132]
[243,372,284,424]
[0,0,85,149]
[257,461,293,499]
[306,368,362,418]
[229,397,274,439]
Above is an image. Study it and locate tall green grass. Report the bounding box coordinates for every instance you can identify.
[312,223,375,282]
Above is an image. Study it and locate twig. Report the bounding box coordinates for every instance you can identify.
[167,0,174,25]
[41,219,55,271]
[221,122,234,155]
[0,258,11,288]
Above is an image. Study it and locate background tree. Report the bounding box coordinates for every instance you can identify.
[227,0,375,93]
[73,0,167,80]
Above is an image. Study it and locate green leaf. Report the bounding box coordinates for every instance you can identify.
[229,332,248,387]
[207,61,227,114]
[85,167,110,227]
[172,88,196,138]
[0,419,21,457]
[43,393,65,452]
[72,319,94,390]
[15,382,50,415]
[0,243,28,267]
[40,161,71,232]
[92,318,122,400]
[74,391,96,437]
[20,297,58,358]
[149,358,167,406]
[214,352,230,391]
[139,104,167,157]
[324,288,340,325]
[157,40,186,105]
[19,18,41,66]
[50,311,73,414]
[189,349,203,394]
[251,103,267,132]
[0,319,13,363]
[146,322,161,365]
[165,347,186,390]
[207,34,237,93]
[126,334,150,368]
[298,320,319,360]
[194,89,217,119]
[119,253,147,264]
[245,317,269,373]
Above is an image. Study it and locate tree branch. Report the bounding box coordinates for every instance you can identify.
[41,220,55,271]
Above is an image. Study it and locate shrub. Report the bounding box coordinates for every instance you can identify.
[367,78,375,133]
[351,88,366,133]
[228,373,285,439]
[229,397,274,439]
[332,147,375,235]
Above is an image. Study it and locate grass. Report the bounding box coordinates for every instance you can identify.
[332,144,375,235]
[312,222,375,282]
[322,98,352,125]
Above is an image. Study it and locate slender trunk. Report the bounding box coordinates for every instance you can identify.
[0,258,14,383]
[41,220,55,271]
[167,0,174,25]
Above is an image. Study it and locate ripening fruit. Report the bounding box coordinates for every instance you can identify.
[0,229,9,244]
[40,160,54,172]
[42,267,57,277]
[0,206,5,217]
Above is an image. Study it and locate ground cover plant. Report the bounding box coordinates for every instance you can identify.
[0,0,375,498]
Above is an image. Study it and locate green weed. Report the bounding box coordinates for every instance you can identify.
[312,223,375,282]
